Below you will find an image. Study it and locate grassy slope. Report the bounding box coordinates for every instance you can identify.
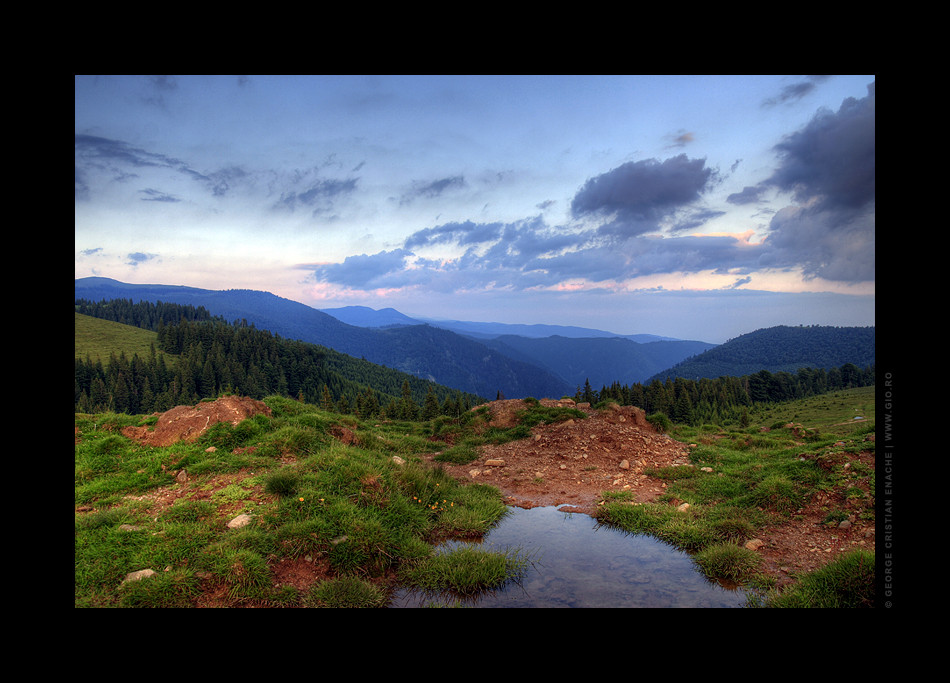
[75,312,172,364]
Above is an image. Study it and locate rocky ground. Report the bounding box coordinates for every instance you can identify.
[428,398,876,589]
[113,395,875,592]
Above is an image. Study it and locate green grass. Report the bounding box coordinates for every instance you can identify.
[595,386,876,604]
[398,543,533,597]
[75,312,176,365]
[77,386,877,608]
[75,395,521,608]
[755,550,875,608]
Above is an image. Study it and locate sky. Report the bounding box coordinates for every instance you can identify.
[75,75,875,344]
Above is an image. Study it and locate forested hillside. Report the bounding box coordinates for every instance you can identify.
[74,277,572,399]
[649,325,875,381]
[584,361,874,426]
[75,300,483,419]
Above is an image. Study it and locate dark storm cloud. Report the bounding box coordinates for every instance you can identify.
[571,155,716,238]
[759,81,876,282]
[766,82,875,212]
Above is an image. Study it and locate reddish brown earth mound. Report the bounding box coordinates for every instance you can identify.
[121,396,272,447]
[428,398,876,589]
[428,398,694,515]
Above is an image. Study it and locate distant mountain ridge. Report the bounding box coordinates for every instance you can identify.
[320,305,683,342]
[648,325,875,382]
[75,277,571,399]
[76,278,872,400]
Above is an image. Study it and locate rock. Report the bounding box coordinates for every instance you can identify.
[121,569,156,586]
[676,503,690,512]
[392,455,406,466]
[176,470,188,483]
[745,538,765,551]
[620,459,630,469]
[227,514,253,529]
[485,459,505,467]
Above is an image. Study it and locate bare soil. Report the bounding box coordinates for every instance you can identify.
[108,396,876,593]
[426,398,876,589]
[121,396,272,446]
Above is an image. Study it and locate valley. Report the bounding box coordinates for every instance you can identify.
[75,277,875,404]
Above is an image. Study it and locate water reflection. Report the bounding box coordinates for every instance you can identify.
[391,505,747,608]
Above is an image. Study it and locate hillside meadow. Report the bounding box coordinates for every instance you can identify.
[75,386,876,608]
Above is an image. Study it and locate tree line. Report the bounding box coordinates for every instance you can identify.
[575,362,875,426]
[74,299,479,419]
[75,298,875,426]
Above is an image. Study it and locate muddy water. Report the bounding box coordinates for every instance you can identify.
[391,505,748,608]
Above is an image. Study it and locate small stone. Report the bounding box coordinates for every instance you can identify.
[227,514,253,529]
[485,459,505,467]
[620,459,630,469]
[745,538,765,551]
[121,569,156,586]
[392,455,406,466]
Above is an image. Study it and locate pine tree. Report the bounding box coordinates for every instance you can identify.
[422,386,440,420]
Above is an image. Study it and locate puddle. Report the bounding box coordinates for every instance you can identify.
[391,505,749,608]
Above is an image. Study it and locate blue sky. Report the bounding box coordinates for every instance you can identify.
[75,75,875,343]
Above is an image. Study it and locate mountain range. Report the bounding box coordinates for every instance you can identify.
[74,278,874,399]
[74,277,717,398]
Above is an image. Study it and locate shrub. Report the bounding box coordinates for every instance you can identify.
[647,412,673,432]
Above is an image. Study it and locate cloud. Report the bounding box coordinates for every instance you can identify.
[726,185,767,206]
[757,81,875,282]
[274,177,359,216]
[126,252,159,267]
[767,82,875,212]
[139,188,180,202]
[404,220,504,249]
[762,76,832,108]
[75,134,209,185]
[308,249,414,289]
[666,130,695,148]
[399,175,466,205]
[571,155,717,238]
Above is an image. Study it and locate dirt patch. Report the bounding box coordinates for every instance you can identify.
[429,399,692,515]
[122,396,272,447]
[428,398,876,589]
